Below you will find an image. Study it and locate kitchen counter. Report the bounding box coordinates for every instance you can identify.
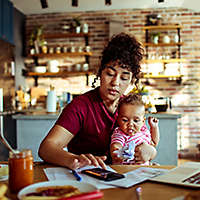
[13,110,181,164]
[12,110,181,119]
[12,110,60,120]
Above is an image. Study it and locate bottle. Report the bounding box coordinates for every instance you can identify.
[9,149,34,193]
[163,35,170,44]
[174,34,179,43]
[46,85,57,113]
[82,23,89,33]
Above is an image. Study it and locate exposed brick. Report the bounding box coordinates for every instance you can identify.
[23,7,200,151]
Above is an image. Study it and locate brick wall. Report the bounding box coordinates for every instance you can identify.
[25,7,200,151]
[0,39,15,110]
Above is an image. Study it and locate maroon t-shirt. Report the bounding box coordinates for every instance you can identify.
[56,87,118,158]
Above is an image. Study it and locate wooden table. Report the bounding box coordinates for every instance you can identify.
[1,162,197,200]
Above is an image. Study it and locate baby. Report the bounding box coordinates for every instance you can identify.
[110,93,159,165]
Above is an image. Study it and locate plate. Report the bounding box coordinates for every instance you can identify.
[18,180,97,200]
[0,164,8,181]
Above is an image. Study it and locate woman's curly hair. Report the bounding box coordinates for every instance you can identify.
[92,32,144,87]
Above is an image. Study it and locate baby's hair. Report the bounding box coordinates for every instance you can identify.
[118,93,145,110]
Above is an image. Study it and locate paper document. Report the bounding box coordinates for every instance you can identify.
[44,166,168,189]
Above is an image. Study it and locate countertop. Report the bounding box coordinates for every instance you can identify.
[12,109,60,120]
[12,109,181,120]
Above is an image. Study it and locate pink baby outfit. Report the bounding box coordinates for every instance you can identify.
[111,125,151,165]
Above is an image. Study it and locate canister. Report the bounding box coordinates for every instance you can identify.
[46,87,57,113]
[82,23,89,33]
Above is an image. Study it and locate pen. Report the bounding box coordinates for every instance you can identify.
[136,187,142,200]
[72,170,82,181]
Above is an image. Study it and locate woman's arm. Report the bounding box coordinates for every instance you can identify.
[38,125,107,169]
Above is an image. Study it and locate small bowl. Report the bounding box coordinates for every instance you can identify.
[33,66,46,73]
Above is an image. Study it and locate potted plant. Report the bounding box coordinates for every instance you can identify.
[29,26,47,54]
[151,32,160,44]
[70,17,81,33]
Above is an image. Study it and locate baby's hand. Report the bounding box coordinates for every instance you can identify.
[111,150,124,164]
[148,117,159,129]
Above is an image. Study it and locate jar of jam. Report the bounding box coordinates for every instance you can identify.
[9,149,34,193]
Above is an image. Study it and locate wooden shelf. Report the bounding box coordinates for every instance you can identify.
[143,25,182,30]
[43,32,90,39]
[24,70,94,77]
[143,74,182,79]
[143,58,186,64]
[27,52,92,58]
[143,42,183,47]
[0,74,14,79]
[25,31,92,86]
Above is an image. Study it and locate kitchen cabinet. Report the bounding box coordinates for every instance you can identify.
[0,114,16,161]
[23,33,93,86]
[13,111,181,164]
[142,25,184,83]
[146,112,181,165]
[0,0,13,44]
[13,113,57,161]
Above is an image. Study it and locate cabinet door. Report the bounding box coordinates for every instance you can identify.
[0,0,3,38]
[1,0,13,44]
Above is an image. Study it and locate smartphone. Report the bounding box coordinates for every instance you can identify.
[81,168,125,181]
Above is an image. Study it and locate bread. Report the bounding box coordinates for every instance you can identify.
[0,184,8,200]
[0,166,8,178]
[184,190,200,200]
[22,185,81,200]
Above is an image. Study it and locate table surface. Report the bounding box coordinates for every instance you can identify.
[1,162,197,200]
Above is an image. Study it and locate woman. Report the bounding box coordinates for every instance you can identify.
[38,33,157,170]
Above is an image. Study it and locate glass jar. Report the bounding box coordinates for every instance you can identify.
[9,149,34,193]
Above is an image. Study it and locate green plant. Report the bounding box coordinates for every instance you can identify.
[29,26,46,47]
[151,32,161,38]
[71,17,81,27]
[129,85,149,95]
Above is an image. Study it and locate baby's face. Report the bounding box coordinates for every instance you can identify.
[117,104,145,136]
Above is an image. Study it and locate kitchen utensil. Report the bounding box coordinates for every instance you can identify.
[0,88,18,154]
[155,97,171,112]
[47,60,59,73]
[163,35,170,43]
[33,66,46,73]
[0,119,19,154]
[46,86,57,113]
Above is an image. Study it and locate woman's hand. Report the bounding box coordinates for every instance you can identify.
[134,142,157,164]
[70,154,107,170]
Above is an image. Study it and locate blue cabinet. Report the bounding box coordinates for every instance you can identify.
[0,0,13,44]
[0,0,3,37]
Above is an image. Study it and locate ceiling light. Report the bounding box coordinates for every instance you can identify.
[105,0,111,5]
[72,0,78,7]
[40,0,48,9]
